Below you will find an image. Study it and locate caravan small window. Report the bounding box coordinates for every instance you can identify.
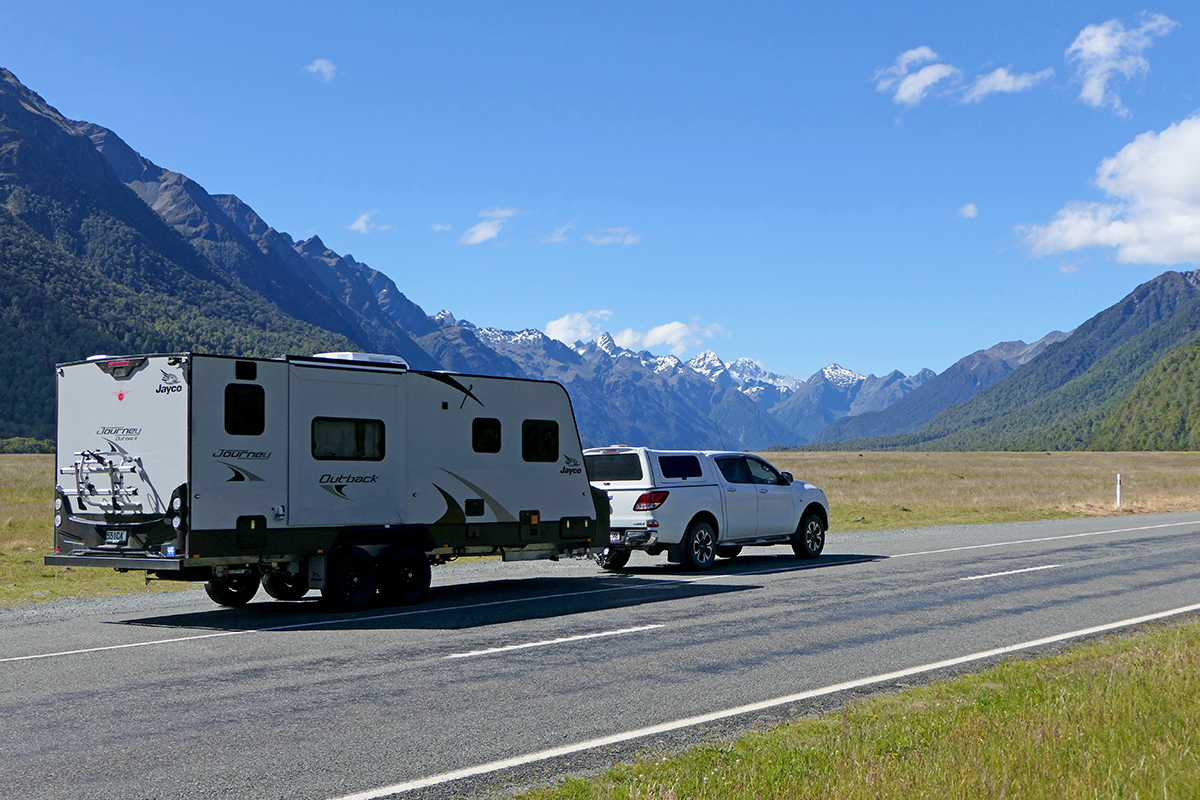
[312,417,385,461]
[522,419,559,463]
[473,418,502,453]
[225,384,265,436]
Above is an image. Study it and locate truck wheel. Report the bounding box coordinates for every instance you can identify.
[322,547,377,610]
[716,545,742,559]
[377,546,432,606]
[204,575,259,607]
[684,521,717,571]
[597,548,631,570]
[262,571,309,601]
[792,512,825,559]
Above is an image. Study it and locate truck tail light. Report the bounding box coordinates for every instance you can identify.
[633,490,669,511]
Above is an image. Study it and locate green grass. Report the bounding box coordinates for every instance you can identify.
[520,618,1200,799]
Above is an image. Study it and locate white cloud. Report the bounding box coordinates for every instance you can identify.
[540,219,577,244]
[545,310,612,344]
[583,226,642,246]
[459,207,524,245]
[957,204,979,219]
[962,67,1054,103]
[431,223,451,233]
[347,210,388,234]
[877,46,1056,108]
[615,319,725,356]
[304,58,338,84]
[1065,13,1178,117]
[1023,115,1200,264]
[612,328,642,349]
[874,47,961,107]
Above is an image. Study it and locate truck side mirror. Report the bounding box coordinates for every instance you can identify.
[780,471,793,485]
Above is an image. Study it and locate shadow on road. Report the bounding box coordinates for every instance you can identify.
[112,552,884,633]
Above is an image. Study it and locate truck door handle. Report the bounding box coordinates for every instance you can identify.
[758,489,768,494]
[727,488,737,492]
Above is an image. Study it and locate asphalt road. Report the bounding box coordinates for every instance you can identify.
[4,512,1200,800]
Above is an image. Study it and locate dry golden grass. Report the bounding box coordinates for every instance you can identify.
[762,450,1200,530]
[0,454,185,606]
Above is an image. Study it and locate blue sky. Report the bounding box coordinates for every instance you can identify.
[6,1,1200,380]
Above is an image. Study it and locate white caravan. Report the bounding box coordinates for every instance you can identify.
[47,352,607,609]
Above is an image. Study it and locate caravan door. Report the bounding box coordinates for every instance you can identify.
[287,365,406,527]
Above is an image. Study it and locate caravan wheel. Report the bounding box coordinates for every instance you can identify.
[377,546,432,606]
[205,576,259,607]
[262,571,309,601]
[322,547,377,610]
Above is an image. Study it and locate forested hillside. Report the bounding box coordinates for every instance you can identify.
[1089,342,1200,450]
[0,69,351,439]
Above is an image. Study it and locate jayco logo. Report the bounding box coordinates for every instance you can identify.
[560,455,582,475]
[156,370,183,395]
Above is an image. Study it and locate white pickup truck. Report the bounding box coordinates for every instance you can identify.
[582,446,829,570]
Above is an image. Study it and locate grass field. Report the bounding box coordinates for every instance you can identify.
[768,450,1200,529]
[0,454,186,606]
[518,616,1200,799]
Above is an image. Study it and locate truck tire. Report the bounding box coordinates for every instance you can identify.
[716,545,742,559]
[792,512,825,559]
[377,546,432,606]
[322,547,377,610]
[683,520,717,571]
[597,548,631,570]
[262,571,309,601]
[204,575,259,607]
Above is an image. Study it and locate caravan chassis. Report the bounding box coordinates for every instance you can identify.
[46,352,608,609]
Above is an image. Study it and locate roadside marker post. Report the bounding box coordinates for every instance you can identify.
[1117,473,1122,508]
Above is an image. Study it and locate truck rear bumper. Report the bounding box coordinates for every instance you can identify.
[45,553,184,571]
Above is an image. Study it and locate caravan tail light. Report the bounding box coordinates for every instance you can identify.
[633,490,669,511]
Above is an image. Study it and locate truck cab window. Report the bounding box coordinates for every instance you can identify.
[224,384,265,436]
[522,419,559,463]
[473,418,501,453]
[312,417,385,460]
[715,456,751,484]
[747,458,783,485]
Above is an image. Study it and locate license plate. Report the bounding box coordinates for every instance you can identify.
[106,530,128,545]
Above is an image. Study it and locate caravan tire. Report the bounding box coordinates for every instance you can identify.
[322,547,377,610]
[377,546,432,606]
[262,571,309,601]
[205,576,259,607]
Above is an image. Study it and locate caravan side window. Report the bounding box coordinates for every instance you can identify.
[473,418,501,453]
[522,419,559,463]
[312,417,385,461]
[225,384,265,436]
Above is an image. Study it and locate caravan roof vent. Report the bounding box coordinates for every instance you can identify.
[312,352,409,367]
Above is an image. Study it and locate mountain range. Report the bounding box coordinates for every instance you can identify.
[3,66,1199,452]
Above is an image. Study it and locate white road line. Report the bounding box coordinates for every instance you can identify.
[328,600,1200,800]
[443,624,664,659]
[890,519,1197,559]
[962,564,1061,581]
